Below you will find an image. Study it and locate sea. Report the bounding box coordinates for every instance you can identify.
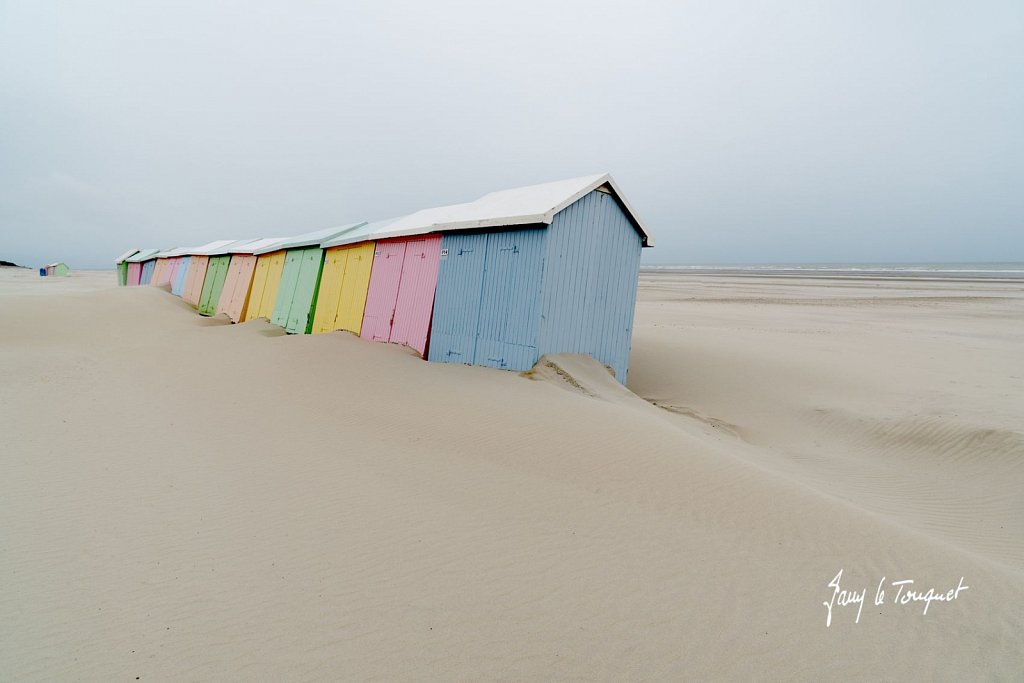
[641,263,1024,280]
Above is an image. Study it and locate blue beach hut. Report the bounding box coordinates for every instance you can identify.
[384,173,652,383]
[171,255,192,296]
[140,257,157,285]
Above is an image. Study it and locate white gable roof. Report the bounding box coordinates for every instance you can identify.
[252,222,367,255]
[125,248,162,263]
[320,217,406,249]
[183,240,239,256]
[152,247,186,258]
[114,249,139,264]
[205,239,264,256]
[155,246,193,258]
[222,238,286,255]
[372,173,652,247]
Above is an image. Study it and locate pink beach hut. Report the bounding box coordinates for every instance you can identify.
[360,236,442,357]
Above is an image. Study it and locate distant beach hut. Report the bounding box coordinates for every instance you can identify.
[127,262,141,285]
[242,248,287,323]
[254,223,366,334]
[150,256,167,285]
[182,258,207,304]
[197,255,230,315]
[44,262,70,277]
[140,258,157,285]
[165,255,184,288]
[196,239,258,317]
[385,174,652,382]
[124,249,161,286]
[311,219,400,336]
[180,241,237,307]
[214,238,285,322]
[115,249,139,286]
[150,248,184,287]
[171,256,192,296]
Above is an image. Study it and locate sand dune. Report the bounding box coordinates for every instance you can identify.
[630,273,1024,573]
[1,269,1021,680]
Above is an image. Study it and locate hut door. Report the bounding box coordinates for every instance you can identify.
[229,256,251,314]
[473,229,546,371]
[285,248,323,334]
[172,257,188,296]
[230,255,258,321]
[360,241,406,343]
[198,256,227,314]
[128,262,142,285]
[219,255,248,319]
[311,248,348,334]
[428,233,487,363]
[388,236,441,357]
[219,258,239,310]
[271,250,304,328]
[247,256,271,318]
[333,242,375,334]
[187,255,210,305]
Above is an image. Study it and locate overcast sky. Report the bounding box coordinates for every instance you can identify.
[1,1,1021,268]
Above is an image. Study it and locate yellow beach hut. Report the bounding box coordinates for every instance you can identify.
[242,243,289,322]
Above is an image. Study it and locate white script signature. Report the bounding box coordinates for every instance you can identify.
[823,568,969,627]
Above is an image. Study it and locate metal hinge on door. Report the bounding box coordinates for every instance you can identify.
[499,246,519,254]
[486,357,507,367]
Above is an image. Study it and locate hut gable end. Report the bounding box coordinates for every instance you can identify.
[536,189,643,383]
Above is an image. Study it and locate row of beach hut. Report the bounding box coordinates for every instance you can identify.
[115,173,652,382]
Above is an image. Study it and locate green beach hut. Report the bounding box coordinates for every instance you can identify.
[115,249,139,285]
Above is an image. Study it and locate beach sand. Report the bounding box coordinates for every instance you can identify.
[1,266,1022,680]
